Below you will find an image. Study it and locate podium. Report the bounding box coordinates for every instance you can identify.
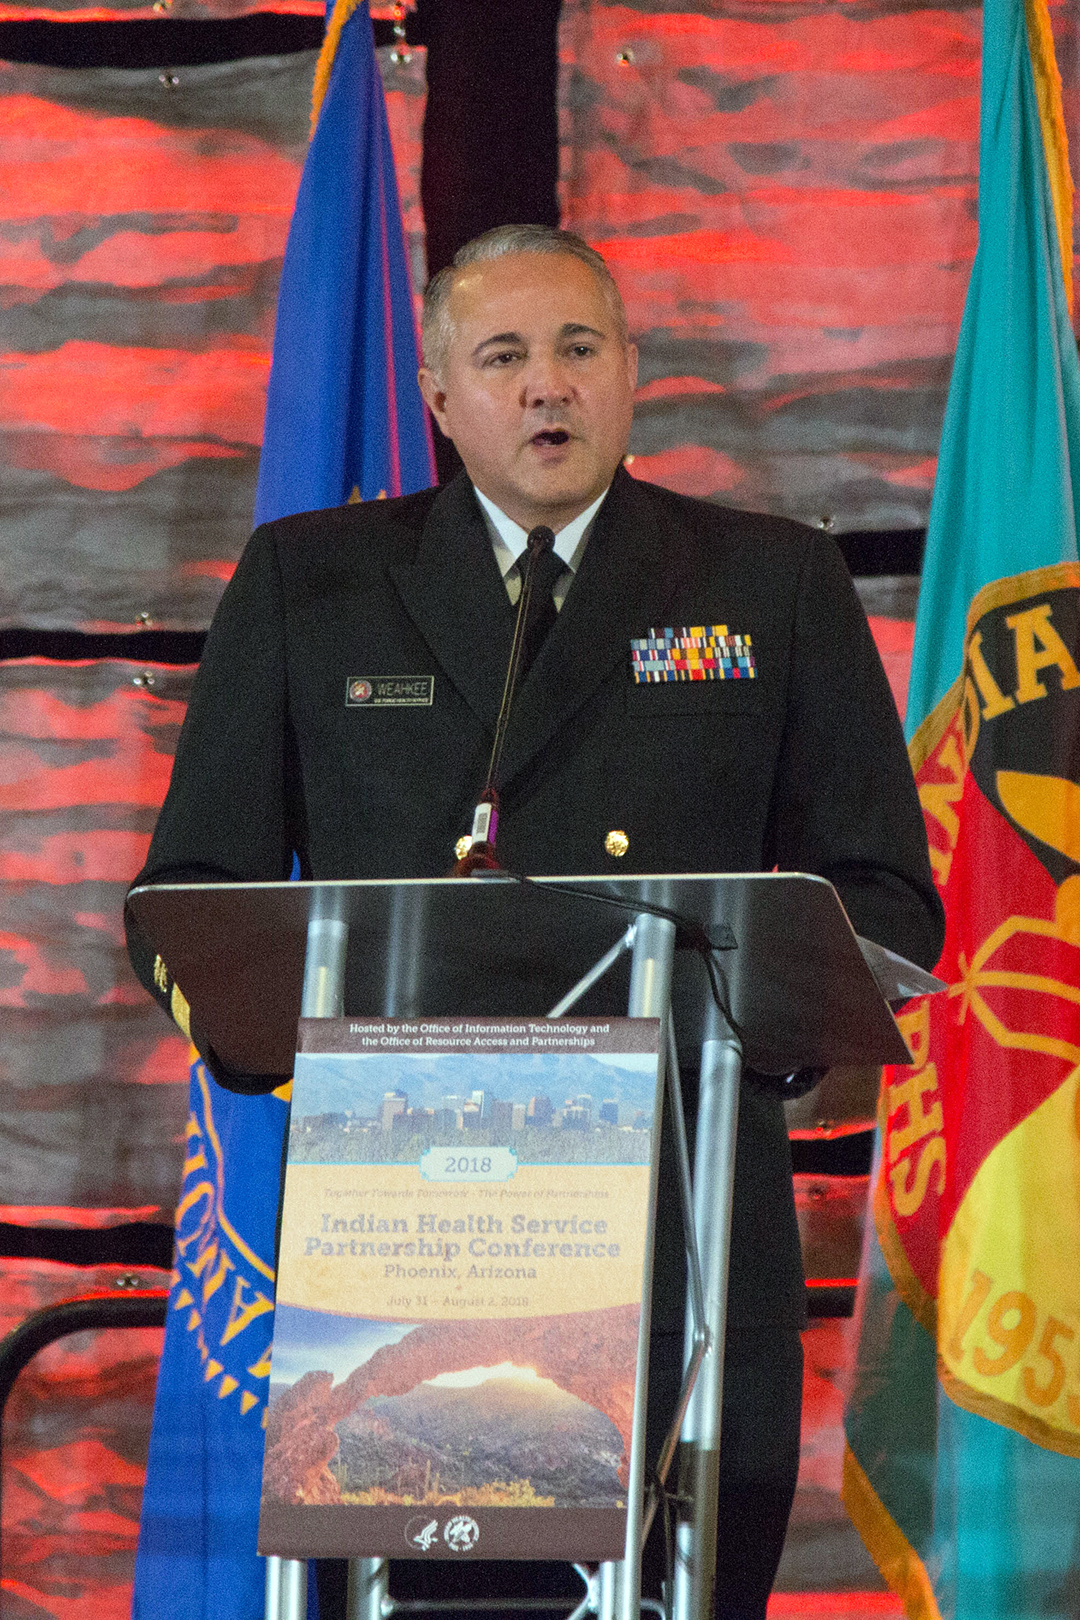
[128,871,933,1620]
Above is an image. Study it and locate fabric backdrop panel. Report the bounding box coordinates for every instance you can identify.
[0,1257,167,1620]
[377,42,428,306]
[0,0,417,25]
[0,659,193,1217]
[0,52,314,630]
[559,0,983,531]
[0,0,319,16]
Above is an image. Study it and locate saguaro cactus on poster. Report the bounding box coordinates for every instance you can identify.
[259,1015,661,1563]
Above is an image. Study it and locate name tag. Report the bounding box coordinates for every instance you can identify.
[346,675,434,707]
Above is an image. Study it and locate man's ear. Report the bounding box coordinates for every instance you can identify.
[625,341,639,393]
[418,368,449,433]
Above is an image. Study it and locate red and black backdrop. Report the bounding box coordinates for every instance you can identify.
[2,0,1080,1613]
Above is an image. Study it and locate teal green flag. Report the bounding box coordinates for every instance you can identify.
[843,0,1080,1615]
[905,0,1080,732]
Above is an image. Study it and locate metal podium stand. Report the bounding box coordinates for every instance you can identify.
[128,872,927,1620]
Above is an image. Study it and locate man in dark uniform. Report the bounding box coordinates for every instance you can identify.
[127,224,943,1616]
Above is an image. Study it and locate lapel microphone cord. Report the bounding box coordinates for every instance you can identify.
[451,525,555,875]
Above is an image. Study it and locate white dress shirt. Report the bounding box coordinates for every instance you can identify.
[473,486,609,609]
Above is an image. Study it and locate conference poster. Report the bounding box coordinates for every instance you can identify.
[258,1015,661,1562]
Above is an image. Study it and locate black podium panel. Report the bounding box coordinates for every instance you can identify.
[128,872,913,1079]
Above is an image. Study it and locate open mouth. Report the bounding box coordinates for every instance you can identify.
[532,429,571,447]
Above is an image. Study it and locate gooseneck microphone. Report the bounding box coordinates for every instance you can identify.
[452,525,557,875]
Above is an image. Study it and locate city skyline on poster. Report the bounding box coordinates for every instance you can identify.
[289,1047,657,1167]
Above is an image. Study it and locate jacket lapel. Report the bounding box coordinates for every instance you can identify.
[387,472,515,730]
[498,468,691,788]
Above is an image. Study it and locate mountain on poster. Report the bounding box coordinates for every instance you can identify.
[291,1052,657,1120]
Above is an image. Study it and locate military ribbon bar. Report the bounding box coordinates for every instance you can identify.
[629,624,755,683]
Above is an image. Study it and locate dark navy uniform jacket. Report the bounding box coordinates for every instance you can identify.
[126,465,944,1346]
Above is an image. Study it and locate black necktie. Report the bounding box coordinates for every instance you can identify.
[517,546,566,674]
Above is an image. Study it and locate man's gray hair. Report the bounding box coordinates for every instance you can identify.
[421,224,629,377]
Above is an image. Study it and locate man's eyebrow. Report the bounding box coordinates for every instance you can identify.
[560,323,606,340]
[471,330,524,358]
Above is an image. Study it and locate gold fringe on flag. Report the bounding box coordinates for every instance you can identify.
[1024,0,1074,314]
[841,1443,944,1620]
[311,0,366,136]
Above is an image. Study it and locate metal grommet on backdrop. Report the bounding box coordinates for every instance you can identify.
[605,830,629,858]
[390,3,411,66]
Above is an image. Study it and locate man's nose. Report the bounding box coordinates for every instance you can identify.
[521,352,572,407]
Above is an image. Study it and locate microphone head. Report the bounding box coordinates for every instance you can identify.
[526,525,556,555]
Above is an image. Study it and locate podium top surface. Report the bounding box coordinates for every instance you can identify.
[128,871,915,1079]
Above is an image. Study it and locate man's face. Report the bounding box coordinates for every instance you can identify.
[419,252,638,532]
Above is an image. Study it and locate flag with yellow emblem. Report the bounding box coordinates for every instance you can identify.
[133,3,434,1613]
[842,0,1080,1613]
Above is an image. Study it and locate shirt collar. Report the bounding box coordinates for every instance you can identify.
[473,485,609,581]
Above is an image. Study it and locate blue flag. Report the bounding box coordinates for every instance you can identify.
[254,0,434,523]
[134,1066,294,1619]
[842,0,1080,1615]
[134,5,435,1613]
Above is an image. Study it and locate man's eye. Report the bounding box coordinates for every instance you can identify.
[486,350,521,366]
[570,344,596,358]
